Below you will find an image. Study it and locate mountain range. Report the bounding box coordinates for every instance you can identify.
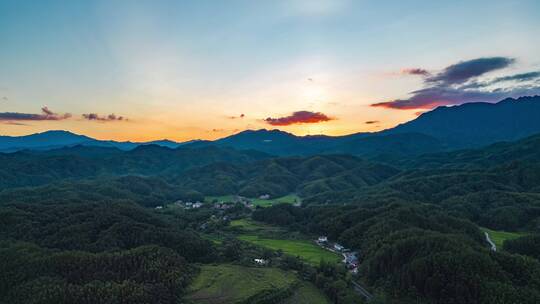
[2,96,539,156]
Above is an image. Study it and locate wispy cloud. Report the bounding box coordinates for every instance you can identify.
[2,121,28,126]
[401,68,430,76]
[372,57,540,110]
[82,113,127,122]
[227,114,245,119]
[426,57,515,85]
[0,107,71,122]
[264,111,333,126]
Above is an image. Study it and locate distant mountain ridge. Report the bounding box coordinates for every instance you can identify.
[2,96,539,156]
[0,130,196,152]
[201,96,540,156]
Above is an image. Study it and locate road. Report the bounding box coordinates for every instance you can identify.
[314,240,373,301]
[485,232,497,251]
[352,281,373,301]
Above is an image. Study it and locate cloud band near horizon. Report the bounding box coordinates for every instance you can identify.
[0,107,71,122]
[372,57,540,110]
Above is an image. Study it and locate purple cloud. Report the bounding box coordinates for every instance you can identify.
[0,107,71,122]
[372,57,540,110]
[426,57,515,85]
[82,113,126,122]
[401,68,430,76]
[264,111,333,126]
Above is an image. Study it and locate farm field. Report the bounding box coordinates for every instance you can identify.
[280,282,331,304]
[250,194,301,207]
[205,194,300,207]
[229,218,285,233]
[481,227,527,248]
[185,264,297,304]
[238,235,341,265]
[230,218,341,265]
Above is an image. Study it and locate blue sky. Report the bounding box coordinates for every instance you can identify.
[1,0,539,141]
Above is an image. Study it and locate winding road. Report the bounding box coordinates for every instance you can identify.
[485,232,497,251]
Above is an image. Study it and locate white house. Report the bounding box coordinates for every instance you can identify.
[193,202,203,208]
[254,258,268,265]
[318,236,328,243]
[259,194,270,200]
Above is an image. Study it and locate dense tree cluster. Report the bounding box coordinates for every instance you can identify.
[0,242,195,304]
[0,199,214,260]
[0,191,216,303]
[178,155,398,198]
[0,145,268,190]
[503,234,540,260]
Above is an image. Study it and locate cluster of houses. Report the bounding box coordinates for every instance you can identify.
[173,200,203,209]
[317,236,359,274]
[213,197,257,210]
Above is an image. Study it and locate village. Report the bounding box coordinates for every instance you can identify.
[316,235,359,275]
[156,193,301,211]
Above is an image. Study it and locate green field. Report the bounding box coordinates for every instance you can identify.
[185,264,298,304]
[205,194,300,207]
[481,227,526,249]
[238,235,341,265]
[229,218,285,233]
[250,194,301,207]
[230,218,341,265]
[280,282,331,304]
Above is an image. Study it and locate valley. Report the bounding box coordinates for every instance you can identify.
[1,97,540,303]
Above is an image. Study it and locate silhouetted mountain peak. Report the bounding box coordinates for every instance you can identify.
[386,96,540,148]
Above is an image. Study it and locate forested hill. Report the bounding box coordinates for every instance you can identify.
[2,130,540,303]
[252,203,540,303]
[0,145,269,190]
[302,133,540,231]
[177,154,400,198]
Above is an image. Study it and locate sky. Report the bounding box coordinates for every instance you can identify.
[1,0,540,142]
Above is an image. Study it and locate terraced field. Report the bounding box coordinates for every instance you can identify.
[185,264,297,304]
[185,264,330,304]
[280,282,331,304]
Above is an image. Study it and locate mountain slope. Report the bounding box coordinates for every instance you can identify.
[0,145,270,190]
[0,130,96,151]
[178,154,400,198]
[194,96,540,156]
[385,95,540,148]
